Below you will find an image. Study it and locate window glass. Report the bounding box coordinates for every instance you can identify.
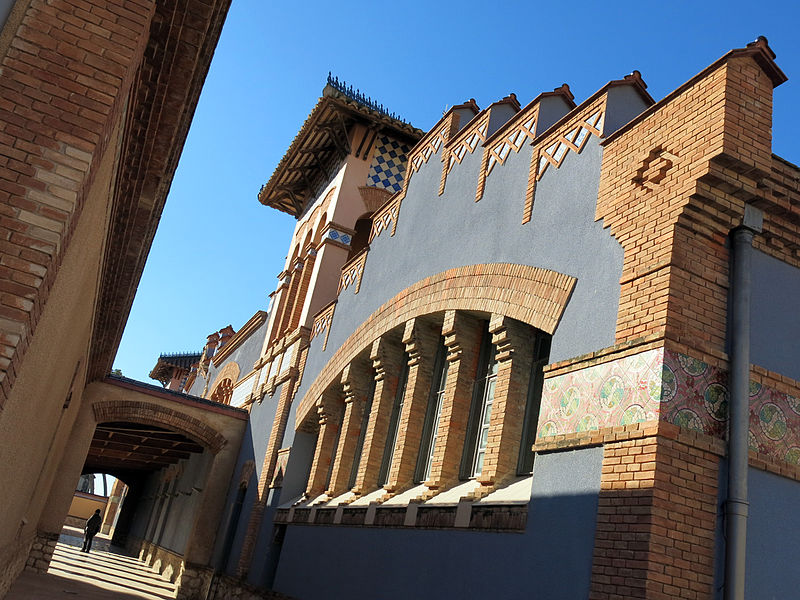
[416,338,448,483]
[517,333,551,474]
[378,356,409,486]
[471,344,498,477]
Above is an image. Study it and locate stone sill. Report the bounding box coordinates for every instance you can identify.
[274,501,528,533]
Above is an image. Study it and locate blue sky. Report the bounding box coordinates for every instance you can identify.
[113,0,800,383]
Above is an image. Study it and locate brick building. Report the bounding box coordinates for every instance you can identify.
[179,38,800,600]
[0,1,248,599]
[2,12,800,600]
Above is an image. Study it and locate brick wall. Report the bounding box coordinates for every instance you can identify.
[597,49,778,360]
[0,0,154,407]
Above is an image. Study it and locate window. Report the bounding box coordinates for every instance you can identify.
[517,333,551,474]
[416,338,448,483]
[462,325,499,478]
[378,356,409,486]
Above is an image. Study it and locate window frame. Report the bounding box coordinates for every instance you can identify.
[415,337,449,484]
[378,355,409,487]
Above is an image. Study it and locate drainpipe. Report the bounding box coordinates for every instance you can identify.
[724,205,762,600]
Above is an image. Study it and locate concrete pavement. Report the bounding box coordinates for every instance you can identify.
[6,530,176,600]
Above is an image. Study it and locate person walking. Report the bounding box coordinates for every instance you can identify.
[81,509,102,553]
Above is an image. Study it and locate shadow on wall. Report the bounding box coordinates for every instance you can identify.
[271,447,605,600]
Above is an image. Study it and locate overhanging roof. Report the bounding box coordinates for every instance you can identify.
[258,81,424,218]
[149,352,201,385]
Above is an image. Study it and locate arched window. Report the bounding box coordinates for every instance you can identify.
[210,378,233,405]
[347,214,373,260]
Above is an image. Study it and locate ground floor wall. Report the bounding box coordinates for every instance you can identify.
[271,448,602,600]
[711,465,800,599]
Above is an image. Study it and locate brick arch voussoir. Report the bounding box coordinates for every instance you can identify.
[92,400,227,454]
[296,263,576,426]
[209,361,240,399]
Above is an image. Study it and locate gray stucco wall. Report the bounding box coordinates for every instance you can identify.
[273,446,603,600]
[603,85,650,137]
[295,111,627,407]
[750,249,800,382]
[714,465,800,600]
[156,450,212,554]
[127,474,159,540]
[211,381,282,574]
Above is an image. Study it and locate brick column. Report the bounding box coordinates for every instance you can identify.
[352,335,404,495]
[385,318,439,492]
[590,428,719,599]
[277,258,304,337]
[425,310,482,489]
[236,374,298,576]
[288,247,317,331]
[326,360,372,497]
[305,390,344,498]
[475,314,534,491]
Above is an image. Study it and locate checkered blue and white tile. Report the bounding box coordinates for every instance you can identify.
[366,136,411,193]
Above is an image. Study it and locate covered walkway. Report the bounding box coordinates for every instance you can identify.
[6,528,176,600]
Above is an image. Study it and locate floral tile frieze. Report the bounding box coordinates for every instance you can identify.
[538,348,800,466]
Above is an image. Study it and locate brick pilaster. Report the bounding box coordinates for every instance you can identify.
[352,335,404,495]
[424,310,482,489]
[305,389,344,498]
[589,428,719,599]
[288,247,316,331]
[475,314,534,492]
[385,318,439,492]
[326,360,372,497]
[238,350,303,577]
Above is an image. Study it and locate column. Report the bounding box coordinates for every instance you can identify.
[326,360,373,497]
[352,335,404,495]
[425,310,483,489]
[476,314,535,490]
[385,318,439,492]
[304,390,344,498]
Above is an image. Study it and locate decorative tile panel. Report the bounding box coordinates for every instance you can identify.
[538,348,663,438]
[538,348,800,467]
[536,109,603,180]
[326,228,352,246]
[367,136,411,193]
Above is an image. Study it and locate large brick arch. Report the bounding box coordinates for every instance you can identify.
[92,400,228,454]
[296,263,576,426]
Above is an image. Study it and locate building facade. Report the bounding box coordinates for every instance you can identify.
[2,14,799,600]
[197,38,800,600]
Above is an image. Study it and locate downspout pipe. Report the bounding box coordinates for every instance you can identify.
[724,206,762,600]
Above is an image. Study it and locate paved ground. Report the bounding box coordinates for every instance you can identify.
[5,528,176,599]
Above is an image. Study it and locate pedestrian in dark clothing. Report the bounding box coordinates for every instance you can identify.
[82,509,102,553]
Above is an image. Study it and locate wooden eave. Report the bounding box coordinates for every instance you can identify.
[259,91,423,219]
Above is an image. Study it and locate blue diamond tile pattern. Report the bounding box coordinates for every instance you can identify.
[367,136,411,193]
